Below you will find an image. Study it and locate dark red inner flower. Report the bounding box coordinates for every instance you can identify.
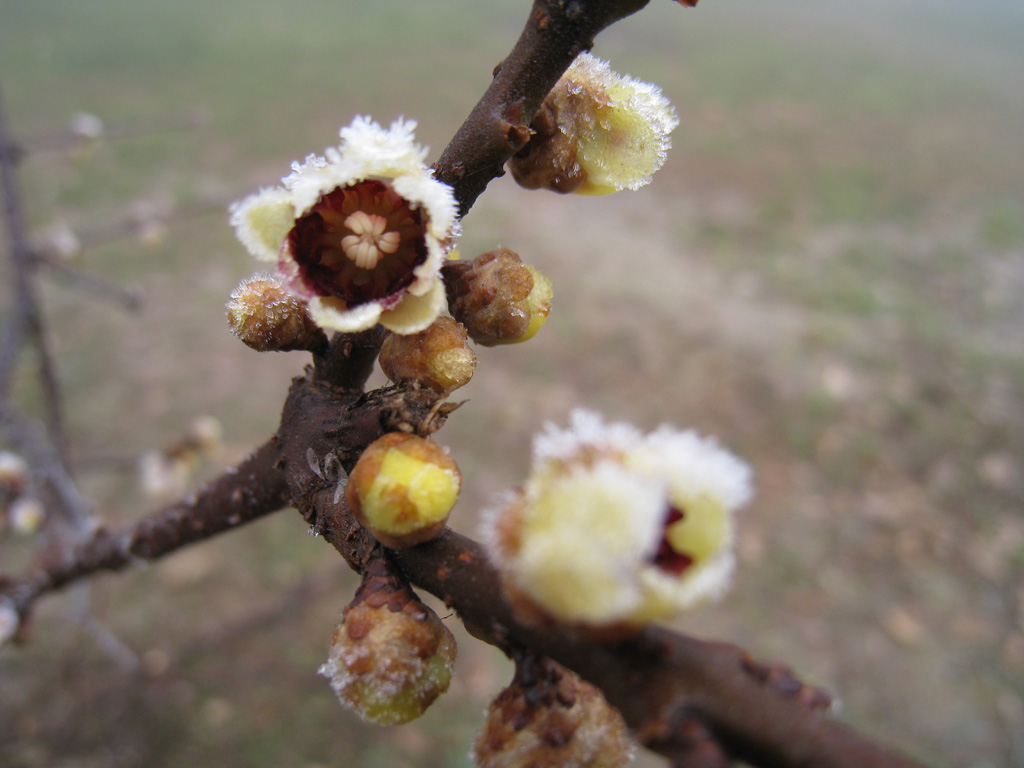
[651,506,694,576]
[288,180,427,306]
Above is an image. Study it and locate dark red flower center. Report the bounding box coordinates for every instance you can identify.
[651,506,694,576]
[287,180,427,306]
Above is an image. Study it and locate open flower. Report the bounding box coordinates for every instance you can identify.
[482,410,752,629]
[230,117,458,334]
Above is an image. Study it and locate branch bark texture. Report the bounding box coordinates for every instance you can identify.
[1,439,289,624]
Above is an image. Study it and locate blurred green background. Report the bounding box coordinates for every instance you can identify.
[1,1,1022,766]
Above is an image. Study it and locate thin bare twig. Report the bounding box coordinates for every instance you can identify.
[0,82,67,454]
[35,253,142,311]
[0,439,289,629]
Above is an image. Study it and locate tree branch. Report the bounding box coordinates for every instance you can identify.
[263,360,927,768]
[391,529,924,768]
[0,82,67,455]
[0,438,289,631]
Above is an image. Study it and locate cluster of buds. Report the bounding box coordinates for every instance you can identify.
[346,433,462,549]
[138,416,224,499]
[472,655,634,768]
[481,410,752,631]
[319,554,457,725]
[443,248,553,347]
[509,53,678,195]
[0,451,45,537]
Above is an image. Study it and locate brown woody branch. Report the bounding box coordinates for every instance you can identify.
[0,438,289,633]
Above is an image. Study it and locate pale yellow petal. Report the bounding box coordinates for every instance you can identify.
[229,188,295,262]
[379,280,446,335]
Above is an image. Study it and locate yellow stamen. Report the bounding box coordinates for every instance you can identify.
[341,210,400,269]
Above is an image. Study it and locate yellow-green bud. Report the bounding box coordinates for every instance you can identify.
[226,273,328,352]
[9,497,45,536]
[379,316,477,393]
[346,433,461,549]
[0,600,19,649]
[508,53,678,195]
[319,565,457,725]
[0,452,28,496]
[443,249,553,346]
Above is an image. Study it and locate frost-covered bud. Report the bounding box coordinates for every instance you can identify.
[9,497,45,536]
[138,450,192,500]
[69,112,105,164]
[187,416,223,456]
[0,452,28,496]
[508,53,678,195]
[231,117,458,335]
[443,249,553,346]
[39,221,83,261]
[471,656,634,768]
[70,112,104,142]
[226,273,328,352]
[481,410,752,630]
[379,316,477,393]
[0,600,19,649]
[319,559,457,725]
[347,433,461,549]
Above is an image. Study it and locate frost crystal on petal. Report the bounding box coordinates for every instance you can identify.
[532,409,643,464]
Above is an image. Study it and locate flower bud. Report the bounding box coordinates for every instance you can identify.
[9,497,45,536]
[443,249,552,346]
[0,452,28,496]
[138,450,192,499]
[379,316,477,393]
[0,600,19,649]
[346,433,461,549]
[187,416,223,456]
[69,112,105,164]
[471,656,633,768]
[508,53,678,195]
[481,410,751,630]
[319,559,457,725]
[226,273,328,352]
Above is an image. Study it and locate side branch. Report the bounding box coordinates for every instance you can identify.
[396,530,925,768]
[0,439,289,632]
[434,0,650,214]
